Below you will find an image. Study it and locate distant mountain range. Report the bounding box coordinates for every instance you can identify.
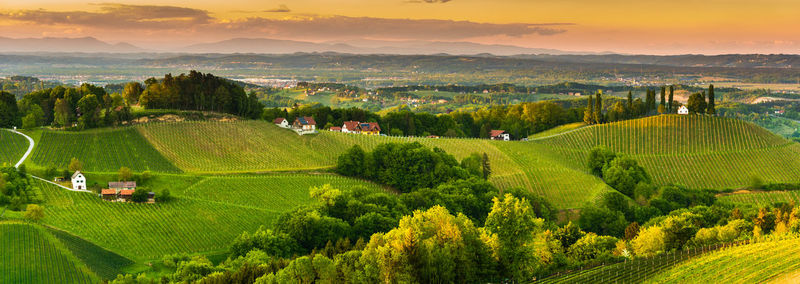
[0,37,144,53]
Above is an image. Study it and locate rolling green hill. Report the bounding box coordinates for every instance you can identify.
[539,115,800,189]
[36,174,383,261]
[646,238,800,283]
[0,130,28,167]
[0,222,99,284]
[29,127,181,173]
[718,190,800,207]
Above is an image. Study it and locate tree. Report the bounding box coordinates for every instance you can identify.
[157,189,173,203]
[484,194,544,281]
[707,84,716,115]
[131,189,149,203]
[631,226,666,257]
[624,222,640,240]
[481,153,491,181]
[24,204,44,222]
[668,85,674,113]
[479,123,491,138]
[644,89,654,113]
[626,91,633,117]
[461,153,483,178]
[0,91,20,128]
[578,205,628,237]
[593,91,603,124]
[21,104,44,129]
[123,82,144,105]
[335,145,365,177]
[687,93,707,114]
[76,94,101,129]
[583,95,595,124]
[553,221,586,248]
[53,98,73,127]
[608,102,626,122]
[602,156,651,197]
[68,157,82,172]
[118,167,133,181]
[587,146,616,176]
[658,86,666,114]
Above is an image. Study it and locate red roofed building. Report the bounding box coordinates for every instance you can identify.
[119,190,134,201]
[101,189,117,201]
[342,121,361,133]
[359,122,381,135]
[293,117,317,131]
[329,126,342,132]
[273,117,289,128]
[490,130,510,141]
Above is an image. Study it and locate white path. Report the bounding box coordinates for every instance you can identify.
[5,128,92,193]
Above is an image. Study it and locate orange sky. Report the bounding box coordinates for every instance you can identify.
[1,0,798,54]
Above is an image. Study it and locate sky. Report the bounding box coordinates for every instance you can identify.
[0,0,798,54]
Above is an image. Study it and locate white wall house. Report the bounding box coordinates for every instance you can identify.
[342,121,361,134]
[678,105,689,115]
[71,171,86,191]
[273,118,290,128]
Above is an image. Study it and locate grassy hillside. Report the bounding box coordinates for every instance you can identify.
[647,238,800,283]
[0,222,99,284]
[539,115,800,189]
[30,127,180,173]
[47,227,137,280]
[36,174,383,261]
[0,130,28,166]
[718,190,800,207]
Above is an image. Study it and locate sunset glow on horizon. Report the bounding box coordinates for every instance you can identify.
[1,0,798,54]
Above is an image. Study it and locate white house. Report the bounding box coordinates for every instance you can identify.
[292,117,317,131]
[490,130,511,141]
[677,105,689,115]
[71,171,86,191]
[342,121,361,134]
[273,118,290,128]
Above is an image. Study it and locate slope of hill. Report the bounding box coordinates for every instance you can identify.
[0,130,28,167]
[538,115,800,189]
[0,222,99,284]
[36,174,383,261]
[646,238,800,283]
[29,127,181,173]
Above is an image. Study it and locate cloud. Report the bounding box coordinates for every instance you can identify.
[0,4,571,41]
[265,5,291,13]
[0,4,212,29]
[219,15,571,40]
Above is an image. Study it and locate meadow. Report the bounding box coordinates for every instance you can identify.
[0,129,28,167]
[36,173,383,261]
[0,221,99,284]
[29,127,181,173]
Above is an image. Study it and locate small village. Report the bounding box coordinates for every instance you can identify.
[273,116,512,140]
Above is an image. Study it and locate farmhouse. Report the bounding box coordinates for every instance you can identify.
[678,105,689,115]
[359,122,382,135]
[109,181,136,191]
[490,130,511,141]
[293,117,317,131]
[119,190,134,202]
[71,171,86,191]
[329,126,342,132]
[273,117,290,128]
[342,121,361,133]
[101,189,117,201]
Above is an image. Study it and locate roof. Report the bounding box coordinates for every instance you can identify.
[71,171,83,179]
[294,116,317,126]
[119,190,135,196]
[329,127,342,131]
[360,122,381,132]
[490,130,507,137]
[108,181,136,189]
[343,121,360,130]
[273,117,287,124]
[101,189,117,195]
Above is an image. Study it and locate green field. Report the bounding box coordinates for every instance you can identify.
[0,222,99,284]
[530,122,586,139]
[29,127,181,173]
[0,129,28,167]
[539,115,800,189]
[647,238,800,283]
[36,174,382,261]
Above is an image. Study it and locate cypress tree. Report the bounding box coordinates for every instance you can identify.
[668,85,674,113]
[707,84,716,115]
[658,86,666,114]
[594,90,603,124]
[627,91,633,118]
[644,89,654,113]
[584,95,595,124]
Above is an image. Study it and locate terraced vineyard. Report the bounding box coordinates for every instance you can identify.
[30,128,180,173]
[647,238,800,283]
[0,222,99,284]
[718,190,800,206]
[0,129,28,166]
[538,115,800,189]
[183,174,386,211]
[36,173,382,260]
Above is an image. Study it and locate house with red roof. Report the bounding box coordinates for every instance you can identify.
[342,121,361,134]
[490,130,510,141]
[273,117,290,128]
[293,116,317,131]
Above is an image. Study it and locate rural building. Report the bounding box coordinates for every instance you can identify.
[101,189,117,201]
[147,192,156,204]
[119,190,134,202]
[490,130,511,141]
[293,117,317,131]
[359,122,382,135]
[71,171,86,191]
[273,117,290,128]
[678,105,689,115]
[342,121,361,133]
[329,126,342,132]
[108,181,136,191]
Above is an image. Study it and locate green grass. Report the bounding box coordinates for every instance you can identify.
[529,122,586,139]
[30,127,181,173]
[718,190,800,206]
[538,115,800,189]
[0,221,99,284]
[47,227,138,280]
[646,238,800,283]
[0,129,28,167]
[37,173,383,261]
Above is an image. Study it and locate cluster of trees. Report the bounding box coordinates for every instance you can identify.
[139,71,263,119]
[0,166,41,211]
[686,84,717,115]
[9,84,132,130]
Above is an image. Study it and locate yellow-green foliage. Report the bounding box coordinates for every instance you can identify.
[0,222,99,283]
[646,237,800,283]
